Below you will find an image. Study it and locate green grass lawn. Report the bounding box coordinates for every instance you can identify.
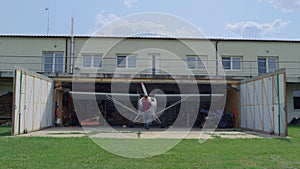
[0,126,11,137]
[0,126,299,169]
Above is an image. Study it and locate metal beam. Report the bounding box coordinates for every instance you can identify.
[53,77,240,84]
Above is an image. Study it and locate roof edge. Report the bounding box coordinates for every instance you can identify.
[1,34,300,42]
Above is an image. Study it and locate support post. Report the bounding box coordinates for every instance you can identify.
[17,71,23,135]
[276,74,281,136]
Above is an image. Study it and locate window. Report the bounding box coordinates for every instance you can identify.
[258,57,278,75]
[43,52,64,72]
[82,54,103,68]
[93,55,103,68]
[222,57,231,70]
[128,56,136,68]
[232,57,241,69]
[82,55,92,67]
[293,91,300,109]
[186,56,205,69]
[116,54,137,68]
[222,56,241,70]
[117,56,126,68]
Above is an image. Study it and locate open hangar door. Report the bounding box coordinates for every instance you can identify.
[240,69,287,136]
[0,77,13,125]
[12,69,54,135]
[68,82,236,128]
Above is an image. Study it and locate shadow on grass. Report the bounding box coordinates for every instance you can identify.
[288,124,300,128]
[275,137,291,142]
[0,127,11,137]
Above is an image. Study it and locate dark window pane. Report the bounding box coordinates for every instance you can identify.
[117,56,126,68]
[187,57,196,69]
[222,57,230,70]
[44,53,53,72]
[55,53,64,72]
[294,97,300,109]
[258,58,266,75]
[93,56,102,68]
[232,57,241,69]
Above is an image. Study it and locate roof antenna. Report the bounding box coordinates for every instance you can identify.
[45,0,50,35]
[70,17,75,73]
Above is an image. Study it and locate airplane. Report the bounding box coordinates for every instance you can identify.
[69,83,224,127]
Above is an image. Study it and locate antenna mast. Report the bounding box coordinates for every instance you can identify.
[45,0,50,35]
[70,17,75,73]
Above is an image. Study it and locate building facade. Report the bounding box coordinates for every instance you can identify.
[0,35,299,129]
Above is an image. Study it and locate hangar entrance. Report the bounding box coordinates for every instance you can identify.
[240,69,287,136]
[0,77,13,125]
[61,81,238,129]
[10,69,286,135]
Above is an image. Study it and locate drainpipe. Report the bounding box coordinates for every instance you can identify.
[152,54,156,76]
[215,41,219,77]
[70,17,75,74]
[65,38,68,73]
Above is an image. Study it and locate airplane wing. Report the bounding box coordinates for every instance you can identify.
[70,91,224,111]
[105,95,138,115]
[153,93,224,97]
[70,91,224,97]
[70,90,225,125]
[69,91,140,114]
[69,91,141,100]
[70,91,224,101]
[69,91,140,97]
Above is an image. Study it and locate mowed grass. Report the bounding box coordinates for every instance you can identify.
[0,126,299,169]
[0,126,11,136]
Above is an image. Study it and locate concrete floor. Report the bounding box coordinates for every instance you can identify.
[20,126,280,139]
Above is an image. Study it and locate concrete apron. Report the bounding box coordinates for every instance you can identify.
[19,126,282,139]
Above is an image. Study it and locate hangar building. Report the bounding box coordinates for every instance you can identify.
[0,35,298,136]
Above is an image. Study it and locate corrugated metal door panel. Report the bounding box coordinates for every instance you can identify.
[12,69,54,135]
[240,69,287,136]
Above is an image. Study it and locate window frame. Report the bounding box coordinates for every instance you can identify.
[186,55,206,70]
[116,54,137,69]
[127,55,137,68]
[82,54,103,68]
[82,55,92,68]
[43,51,64,73]
[93,55,103,68]
[221,56,242,71]
[293,97,300,109]
[293,91,300,110]
[257,56,278,75]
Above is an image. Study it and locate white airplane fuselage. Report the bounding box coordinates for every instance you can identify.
[137,97,157,115]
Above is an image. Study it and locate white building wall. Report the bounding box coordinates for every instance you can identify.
[286,83,300,122]
[0,36,67,72]
[74,38,218,76]
[218,41,300,82]
[1,36,300,82]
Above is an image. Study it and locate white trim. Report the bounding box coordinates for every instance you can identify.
[257,56,278,75]
[81,53,103,69]
[221,56,242,71]
[186,55,207,70]
[43,51,64,73]
[116,54,137,69]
